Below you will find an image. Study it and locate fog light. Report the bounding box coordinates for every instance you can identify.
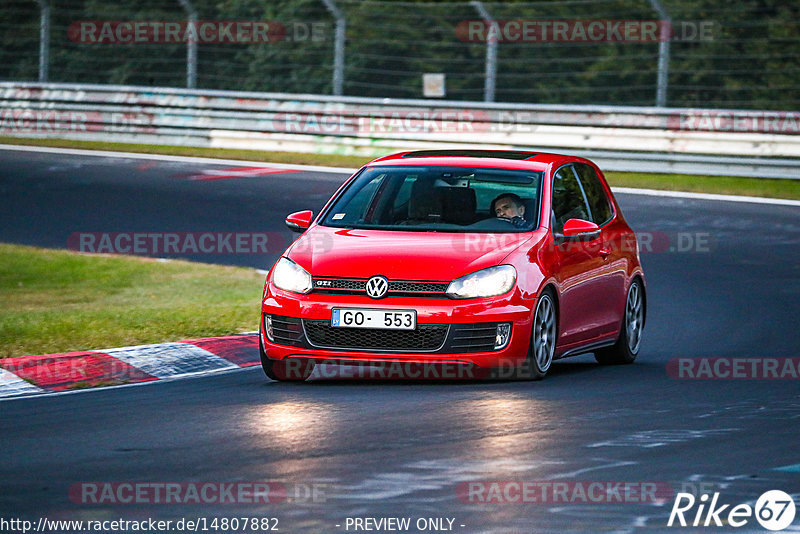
[264,314,274,342]
[494,322,512,350]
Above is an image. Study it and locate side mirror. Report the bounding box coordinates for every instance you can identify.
[562,218,600,238]
[285,210,313,233]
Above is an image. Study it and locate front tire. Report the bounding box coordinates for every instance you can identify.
[517,289,557,380]
[595,278,645,365]
[259,329,315,381]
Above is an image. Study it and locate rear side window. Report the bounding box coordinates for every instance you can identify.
[573,163,614,226]
[551,165,590,234]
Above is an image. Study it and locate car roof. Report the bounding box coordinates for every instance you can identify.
[366,149,577,172]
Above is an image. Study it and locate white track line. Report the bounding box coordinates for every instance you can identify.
[104,342,237,378]
[0,367,44,398]
[0,365,255,403]
[2,144,798,206]
[611,187,800,207]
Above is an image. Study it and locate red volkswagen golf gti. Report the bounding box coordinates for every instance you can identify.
[259,150,645,381]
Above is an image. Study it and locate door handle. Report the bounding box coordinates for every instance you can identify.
[599,248,611,259]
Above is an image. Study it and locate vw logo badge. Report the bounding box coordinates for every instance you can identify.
[366,275,389,299]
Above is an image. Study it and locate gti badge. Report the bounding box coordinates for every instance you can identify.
[366,275,389,299]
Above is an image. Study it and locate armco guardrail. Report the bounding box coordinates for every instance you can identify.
[1,82,798,178]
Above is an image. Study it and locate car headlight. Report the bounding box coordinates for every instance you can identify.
[446,265,517,299]
[271,257,312,294]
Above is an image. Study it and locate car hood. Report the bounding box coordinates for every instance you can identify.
[285,226,544,280]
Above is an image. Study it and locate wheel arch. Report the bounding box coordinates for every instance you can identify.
[534,280,560,317]
[630,273,647,328]
[536,281,560,344]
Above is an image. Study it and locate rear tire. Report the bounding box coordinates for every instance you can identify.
[259,329,314,381]
[516,289,557,380]
[595,278,644,365]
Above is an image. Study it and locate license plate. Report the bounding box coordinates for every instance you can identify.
[331,308,416,330]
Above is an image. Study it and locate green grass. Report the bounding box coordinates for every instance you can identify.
[2,136,798,200]
[0,243,265,358]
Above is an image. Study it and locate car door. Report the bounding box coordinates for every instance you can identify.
[572,162,627,333]
[549,164,617,348]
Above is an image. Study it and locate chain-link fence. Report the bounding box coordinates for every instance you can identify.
[1,0,798,110]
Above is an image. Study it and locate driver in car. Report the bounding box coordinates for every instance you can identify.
[491,193,528,227]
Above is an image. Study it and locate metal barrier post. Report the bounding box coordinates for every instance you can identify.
[321,0,345,96]
[35,0,50,82]
[470,1,497,103]
[648,0,671,107]
[177,0,198,88]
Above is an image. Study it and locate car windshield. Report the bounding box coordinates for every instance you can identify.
[321,166,543,233]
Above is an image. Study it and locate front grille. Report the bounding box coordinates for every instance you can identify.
[312,277,449,298]
[314,278,365,291]
[268,315,304,346]
[390,281,449,293]
[303,320,448,351]
[450,323,499,352]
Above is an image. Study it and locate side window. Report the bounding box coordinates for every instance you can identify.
[574,163,613,226]
[551,165,590,234]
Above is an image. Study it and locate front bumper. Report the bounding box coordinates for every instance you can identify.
[260,286,534,369]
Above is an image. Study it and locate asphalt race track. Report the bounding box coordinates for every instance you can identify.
[1,148,799,533]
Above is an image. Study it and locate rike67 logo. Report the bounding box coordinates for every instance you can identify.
[668,490,796,530]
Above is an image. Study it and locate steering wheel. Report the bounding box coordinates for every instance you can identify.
[496,216,527,228]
